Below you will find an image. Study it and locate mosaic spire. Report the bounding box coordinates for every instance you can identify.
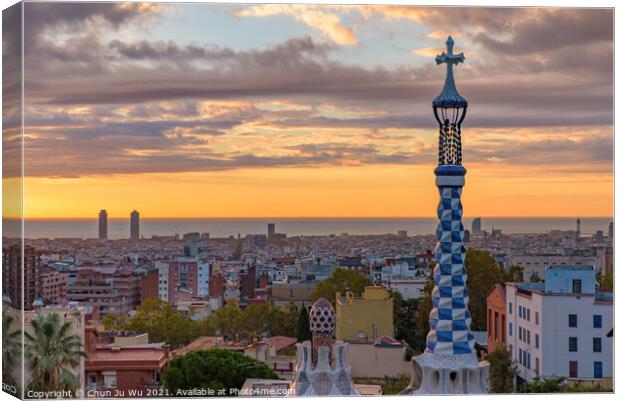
[425,36,475,356]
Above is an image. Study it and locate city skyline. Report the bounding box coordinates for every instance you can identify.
[4,4,613,219]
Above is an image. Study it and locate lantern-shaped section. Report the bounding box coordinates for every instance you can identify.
[432,36,467,166]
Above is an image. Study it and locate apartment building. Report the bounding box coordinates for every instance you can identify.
[505,265,613,383]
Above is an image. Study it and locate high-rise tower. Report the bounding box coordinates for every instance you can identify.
[130,210,140,240]
[98,209,108,240]
[406,36,488,394]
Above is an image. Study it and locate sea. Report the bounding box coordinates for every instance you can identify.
[11,217,614,240]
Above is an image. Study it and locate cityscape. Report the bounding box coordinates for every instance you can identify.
[1,2,614,400]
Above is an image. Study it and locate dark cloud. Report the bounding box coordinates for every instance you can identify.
[472,9,612,55]
[15,4,613,179]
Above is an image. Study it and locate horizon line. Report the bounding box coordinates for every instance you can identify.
[12,215,615,221]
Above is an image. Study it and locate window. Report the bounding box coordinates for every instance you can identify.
[518,305,522,318]
[569,361,578,378]
[527,352,531,369]
[509,302,512,314]
[103,372,117,389]
[535,357,540,375]
[593,337,602,353]
[569,337,578,352]
[569,314,578,328]
[519,348,523,364]
[509,322,513,336]
[593,362,602,379]
[488,309,492,334]
[535,312,539,325]
[535,334,539,349]
[527,330,531,345]
[572,279,582,294]
[518,327,522,340]
[494,312,499,340]
[526,309,531,321]
[593,315,602,328]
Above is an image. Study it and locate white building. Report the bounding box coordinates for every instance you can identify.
[197,262,210,298]
[156,260,169,302]
[509,254,602,281]
[505,265,613,384]
[385,276,427,300]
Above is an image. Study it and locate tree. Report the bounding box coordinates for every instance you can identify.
[102,312,128,332]
[311,268,372,304]
[205,300,299,342]
[464,249,504,331]
[414,249,504,336]
[529,271,542,283]
[122,299,203,349]
[391,290,419,350]
[523,376,564,393]
[24,312,86,394]
[488,344,518,393]
[297,304,311,342]
[414,273,434,349]
[3,309,21,394]
[163,349,277,395]
[600,270,613,290]
[380,373,411,395]
[503,265,524,282]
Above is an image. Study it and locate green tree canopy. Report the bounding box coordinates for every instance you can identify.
[464,249,505,331]
[25,312,86,394]
[503,265,524,282]
[414,273,434,348]
[114,299,204,349]
[600,270,613,290]
[311,268,372,304]
[297,304,311,342]
[3,309,21,395]
[205,300,299,341]
[390,290,420,350]
[529,271,542,283]
[163,349,278,396]
[488,344,518,393]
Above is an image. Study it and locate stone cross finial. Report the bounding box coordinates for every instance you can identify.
[436,36,464,68]
[432,36,467,108]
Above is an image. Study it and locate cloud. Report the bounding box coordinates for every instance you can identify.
[236,5,358,45]
[15,4,612,180]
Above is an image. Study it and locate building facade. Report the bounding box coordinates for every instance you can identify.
[2,244,38,310]
[130,210,140,240]
[38,267,69,305]
[505,266,613,383]
[486,283,507,353]
[335,286,393,342]
[98,210,108,240]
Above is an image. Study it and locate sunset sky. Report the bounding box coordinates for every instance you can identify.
[3,3,613,218]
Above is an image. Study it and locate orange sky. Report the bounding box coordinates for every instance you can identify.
[12,162,612,219]
[2,5,612,219]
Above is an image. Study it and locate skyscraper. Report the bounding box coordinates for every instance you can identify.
[98,209,108,240]
[609,221,613,240]
[2,244,38,310]
[267,223,276,239]
[130,210,140,240]
[471,217,481,234]
[407,37,488,394]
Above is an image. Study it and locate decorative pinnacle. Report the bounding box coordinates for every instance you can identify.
[432,36,467,108]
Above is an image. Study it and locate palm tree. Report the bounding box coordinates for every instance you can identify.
[24,312,86,393]
[2,309,21,393]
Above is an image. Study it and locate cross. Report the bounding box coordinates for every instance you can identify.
[432,36,466,108]
[435,36,465,69]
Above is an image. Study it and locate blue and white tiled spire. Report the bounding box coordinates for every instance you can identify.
[424,36,475,357]
[425,172,475,355]
[406,36,488,395]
